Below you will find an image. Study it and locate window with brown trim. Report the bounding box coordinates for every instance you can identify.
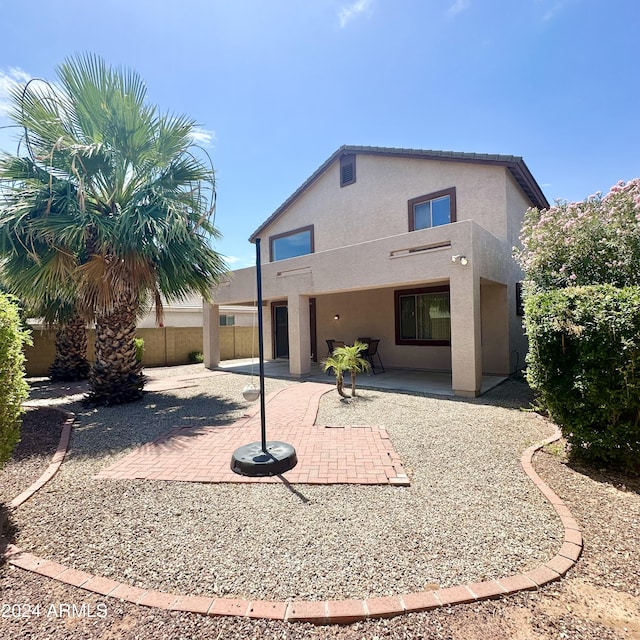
[269,225,314,261]
[394,286,451,346]
[408,187,456,231]
[340,153,356,187]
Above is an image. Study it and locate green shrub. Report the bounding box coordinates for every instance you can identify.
[188,351,204,364]
[524,285,640,473]
[0,293,31,467]
[134,337,145,363]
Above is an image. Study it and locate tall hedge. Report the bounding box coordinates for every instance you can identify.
[0,293,31,467]
[525,285,640,472]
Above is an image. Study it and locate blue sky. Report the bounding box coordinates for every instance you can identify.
[0,0,638,268]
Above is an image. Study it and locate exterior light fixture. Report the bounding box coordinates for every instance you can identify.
[451,255,468,266]
[334,314,340,321]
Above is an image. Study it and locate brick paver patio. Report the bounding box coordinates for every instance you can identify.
[95,381,410,486]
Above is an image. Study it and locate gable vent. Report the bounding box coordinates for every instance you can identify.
[340,154,356,187]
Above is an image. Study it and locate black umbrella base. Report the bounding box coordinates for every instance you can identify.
[231,441,298,477]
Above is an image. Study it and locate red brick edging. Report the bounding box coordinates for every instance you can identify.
[1,407,582,625]
[9,409,75,509]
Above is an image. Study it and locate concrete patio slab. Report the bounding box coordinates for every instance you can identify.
[218,358,507,396]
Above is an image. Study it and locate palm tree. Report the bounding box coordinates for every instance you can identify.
[29,294,90,382]
[334,342,370,397]
[45,303,90,382]
[322,341,370,398]
[0,54,226,405]
[322,352,350,398]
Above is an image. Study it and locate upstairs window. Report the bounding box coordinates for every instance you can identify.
[270,225,314,261]
[340,153,356,187]
[219,315,235,326]
[408,187,456,231]
[395,286,451,345]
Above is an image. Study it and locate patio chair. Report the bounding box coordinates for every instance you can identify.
[326,339,345,356]
[363,339,385,374]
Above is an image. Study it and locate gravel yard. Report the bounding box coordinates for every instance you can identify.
[2,367,639,639]
[5,371,559,602]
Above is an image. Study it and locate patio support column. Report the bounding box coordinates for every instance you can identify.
[449,267,482,397]
[287,294,311,377]
[203,302,220,369]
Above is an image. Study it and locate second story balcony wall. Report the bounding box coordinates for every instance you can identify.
[213,220,511,305]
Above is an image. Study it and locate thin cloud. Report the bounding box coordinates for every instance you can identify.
[189,127,216,147]
[536,0,574,22]
[338,0,373,29]
[0,67,31,117]
[447,0,470,17]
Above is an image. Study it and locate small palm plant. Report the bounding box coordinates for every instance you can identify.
[322,351,349,398]
[322,341,370,398]
[336,341,371,397]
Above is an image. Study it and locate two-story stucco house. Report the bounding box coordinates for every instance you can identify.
[203,145,549,397]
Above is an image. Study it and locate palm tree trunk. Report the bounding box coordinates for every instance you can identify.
[337,372,350,398]
[49,314,90,381]
[87,302,144,405]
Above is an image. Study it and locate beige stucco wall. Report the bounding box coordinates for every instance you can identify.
[315,288,451,371]
[208,152,541,393]
[480,281,510,374]
[259,155,511,256]
[220,306,258,327]
[137,309,202,328]
[137,300,256,329]
[211,220,513,385]
[215,220,494,303]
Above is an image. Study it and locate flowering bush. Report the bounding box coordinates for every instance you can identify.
[518,178,640,473]
[516,179,640,291]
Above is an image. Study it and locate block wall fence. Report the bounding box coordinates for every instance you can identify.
[24,326,258,376]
